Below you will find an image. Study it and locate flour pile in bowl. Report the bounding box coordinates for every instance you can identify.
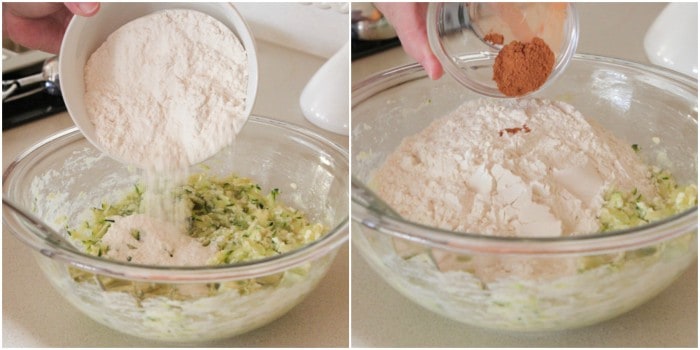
[68,173,326,266]
[373,98,695,237]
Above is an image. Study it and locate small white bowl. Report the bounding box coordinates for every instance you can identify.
[300,41,350,136]
[644,2,698,78]
[59,2,258,162]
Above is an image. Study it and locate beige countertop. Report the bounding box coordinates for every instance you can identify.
[351,3,697,348]
[2,39,349,347]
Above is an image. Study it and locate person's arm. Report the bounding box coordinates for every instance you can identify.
[2,2,100,54]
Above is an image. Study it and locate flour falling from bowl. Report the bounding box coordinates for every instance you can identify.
[82,9,249,264]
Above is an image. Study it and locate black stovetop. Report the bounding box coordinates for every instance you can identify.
[351,28,401,61]
[2,60,66,130]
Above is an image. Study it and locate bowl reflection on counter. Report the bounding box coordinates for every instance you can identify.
[351,54,697,331]
[3,116,349,342]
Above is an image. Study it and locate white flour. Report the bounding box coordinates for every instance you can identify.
[84,9,249,265]
[374,98,656,237]
[84,9,248,171]
[101,214,217,266]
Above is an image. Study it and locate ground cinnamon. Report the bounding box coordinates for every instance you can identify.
[498,124,531,137]
[492,37,555,97]
[484,32,504,45]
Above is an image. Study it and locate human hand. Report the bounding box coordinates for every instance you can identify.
[374,2,443,80]
[3,2,100,54]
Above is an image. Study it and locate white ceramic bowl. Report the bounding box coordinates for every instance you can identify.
[58,2,258,163]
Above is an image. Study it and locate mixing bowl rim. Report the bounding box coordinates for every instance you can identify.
[351,54,698,255]
[3,115,349,282]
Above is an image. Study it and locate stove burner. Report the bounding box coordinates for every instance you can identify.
[351,37,401,61]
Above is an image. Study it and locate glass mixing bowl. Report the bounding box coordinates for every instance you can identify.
[351,54,697,331]
[3,116,348,342]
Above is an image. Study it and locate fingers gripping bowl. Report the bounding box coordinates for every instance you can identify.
[3,117,349,342]
[351,55,697,331]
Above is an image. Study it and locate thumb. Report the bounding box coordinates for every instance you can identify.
[418,53,444,80]
[63,2,100,17]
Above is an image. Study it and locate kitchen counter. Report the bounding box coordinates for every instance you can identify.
[351,3,697,348]
[2,39,349,347]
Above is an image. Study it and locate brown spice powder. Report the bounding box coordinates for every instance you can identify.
[484,32,504,45]
[498,124,532,137]
[493,37,555,97]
